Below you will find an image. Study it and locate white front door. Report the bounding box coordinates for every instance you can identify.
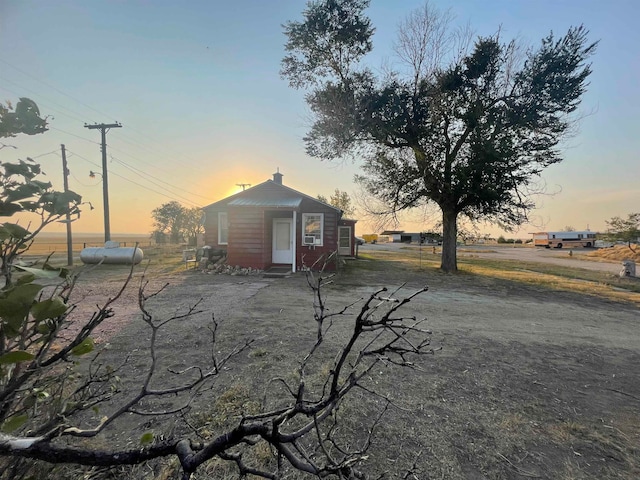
[272,218,293,264]
[338,226,352,256]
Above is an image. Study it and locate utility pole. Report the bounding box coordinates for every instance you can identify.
[236,183,251,191]
[84,122,121,242]
[60,144,73,266]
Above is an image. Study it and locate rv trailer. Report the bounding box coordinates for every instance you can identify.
[532,231,597,249]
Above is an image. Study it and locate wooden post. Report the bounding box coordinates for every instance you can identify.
[61,144,73,266]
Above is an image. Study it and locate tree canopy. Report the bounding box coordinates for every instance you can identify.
[151,201,202,244]
[317,188,356,217]
[1,98,82,284]
[282,0,597,271]
[0,98,48,139]
[604,212,639,252]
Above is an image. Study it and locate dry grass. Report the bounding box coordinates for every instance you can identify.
[587,245,640,262]
[544,417,640,476]
[459,263,640,304]
[358,249,640,305]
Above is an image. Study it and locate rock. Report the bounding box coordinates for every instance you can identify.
[620,260,636,278]
[196,261,262,277]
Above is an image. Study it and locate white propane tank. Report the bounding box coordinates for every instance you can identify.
[80,242,144,265]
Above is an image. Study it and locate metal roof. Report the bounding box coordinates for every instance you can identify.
[228,197,302,208]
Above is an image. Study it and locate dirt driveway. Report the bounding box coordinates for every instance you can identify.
[63,257,640,479]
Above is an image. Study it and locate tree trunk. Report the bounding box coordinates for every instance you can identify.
[440,209,458,272]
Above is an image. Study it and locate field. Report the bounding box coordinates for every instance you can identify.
[25,233,156,256]
[14,246,640,479]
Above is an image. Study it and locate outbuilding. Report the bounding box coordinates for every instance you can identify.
[202,172,356,272]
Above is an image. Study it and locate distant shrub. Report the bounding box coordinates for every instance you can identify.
[497,236,516,244]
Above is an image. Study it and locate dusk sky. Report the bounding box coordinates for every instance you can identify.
[1,0,638,238]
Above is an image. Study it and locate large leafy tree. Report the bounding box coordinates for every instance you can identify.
[282,0,597,271]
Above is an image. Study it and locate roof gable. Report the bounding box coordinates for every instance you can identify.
[203,179,341,213]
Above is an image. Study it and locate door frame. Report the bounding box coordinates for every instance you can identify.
[272,218,294,266]
[338,225,352,256]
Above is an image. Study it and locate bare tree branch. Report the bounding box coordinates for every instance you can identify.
[0,268,434,480]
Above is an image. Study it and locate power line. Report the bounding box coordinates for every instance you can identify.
[66,149,204,207]
[110,170,203,207]
[65,150,102,170]
[115,124,208,171]
[108,153,211,201]
[0,58,195,167]
[1,61,216,203]
[109,155,204,207]
[49,126,99,145]
[105,143,187,180]
[0,58,117,121]
[100,136,213,185]
[30,150,59,159]
[70,171,101,188]
[0,75,93,125]
[0,88,202,204]
[73,149,206,207]
[1,62,212,184]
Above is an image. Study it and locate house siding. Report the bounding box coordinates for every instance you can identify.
[227,208,265,269]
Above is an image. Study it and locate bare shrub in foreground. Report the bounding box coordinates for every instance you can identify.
[0,265,434,479]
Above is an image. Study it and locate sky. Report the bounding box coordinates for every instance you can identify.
[1,0,638,239]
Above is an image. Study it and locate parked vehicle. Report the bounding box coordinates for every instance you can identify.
[532,231,597,249]
[355,236,365,245]
[362,234,378,244]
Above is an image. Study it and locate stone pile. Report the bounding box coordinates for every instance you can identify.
[201,263,262,276]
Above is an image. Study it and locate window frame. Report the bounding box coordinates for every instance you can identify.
[302,213,324,246]
[218,212,228,245]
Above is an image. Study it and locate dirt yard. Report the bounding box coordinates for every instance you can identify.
[59,254,640,479]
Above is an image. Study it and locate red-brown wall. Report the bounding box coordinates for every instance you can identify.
[226,207,266,269]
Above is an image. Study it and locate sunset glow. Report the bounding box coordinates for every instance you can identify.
[2,1,638,238]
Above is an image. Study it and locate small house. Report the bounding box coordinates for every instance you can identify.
[202,172,357,272]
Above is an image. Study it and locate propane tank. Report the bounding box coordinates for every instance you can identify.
[80,243,144,265]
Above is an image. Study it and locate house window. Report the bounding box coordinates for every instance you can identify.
[218,212,228,245]
[302,213,324,246]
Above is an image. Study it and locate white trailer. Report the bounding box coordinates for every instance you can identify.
[532,231,597,249]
